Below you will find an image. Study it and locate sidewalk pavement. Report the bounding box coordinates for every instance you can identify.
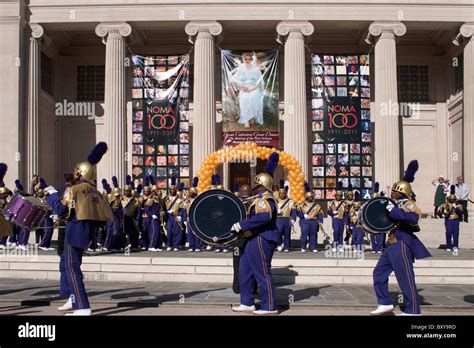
[0,278,472,316]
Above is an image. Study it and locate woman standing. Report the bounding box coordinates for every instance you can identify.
[432,176,447,218]
[231,52,264,128]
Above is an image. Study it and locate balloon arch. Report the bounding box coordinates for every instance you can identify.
[196,142,306,204]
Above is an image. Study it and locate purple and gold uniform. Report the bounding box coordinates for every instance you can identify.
[297,185,323,252]
[327,184,347,250]
[438,185,463,251]
[164,177,184,250]
[372,160,431,316]
[276,188,296,252]
[46,142,112,314]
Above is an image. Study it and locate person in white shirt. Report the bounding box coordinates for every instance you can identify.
[455,176,469,223]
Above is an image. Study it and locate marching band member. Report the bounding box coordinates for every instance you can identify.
[36,179,55,251]
[30,174,40,196]
[438,185,463,256]
[122,175,140,251]
[232,183,252,294]
[55,174,73,257]
[140,176,163,252]
[327,181,347,252]
[149,176,166,252]
[139,177,152,250]
[344,184,355,245]
[276,180,296,253]
[231,152,280,315]
[371,160,431,316]
[370,182,384,254]
[212,174,229,253]
[0,163,13,249]
[233,183,240,198]
[97,179,112,250]
[348,191,363,253]
[297,183,323,253]
[44,142,112,316]
[15,179,31,251]
[164,176,183,251]
[103,176,126,251]
[183,177,201,252]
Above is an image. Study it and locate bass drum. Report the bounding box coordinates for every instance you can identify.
[189,189,246,246]
[359,197,399,234]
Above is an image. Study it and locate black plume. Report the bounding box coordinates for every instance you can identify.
[87,142,108,165]
[403,160,419,183]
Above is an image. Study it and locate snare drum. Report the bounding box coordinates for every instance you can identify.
[3,193,52,230]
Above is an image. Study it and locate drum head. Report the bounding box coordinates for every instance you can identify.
[360,197,398,233]
[189,189,246,246]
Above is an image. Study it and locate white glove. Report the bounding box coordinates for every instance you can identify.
[304,213,309,219]
[167,210,172,214]
[291,220,295,226]
[152,214,158,220]
[44,186,58,195]
[277,208,282,214]
[176,216,182,222]
[386,202,395,212]
[230,222,242,233]
[184,221,188,226]
[452,203,457,208]
[332,211,338,215]
[50,214,58,220]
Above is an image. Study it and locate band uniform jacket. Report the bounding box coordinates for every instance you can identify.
[276,197,296,219]
[387,199,431,260]
[47,179,113,250]
[239,192,279,243]
[297,201,323,222]
[439,203,464,220]
[0,196,13,237]
[327,199,347,219]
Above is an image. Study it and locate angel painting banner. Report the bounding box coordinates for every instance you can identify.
[221,50,279,146]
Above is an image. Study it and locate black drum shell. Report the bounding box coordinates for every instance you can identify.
[189,189,246,246]
[359,197,399,234]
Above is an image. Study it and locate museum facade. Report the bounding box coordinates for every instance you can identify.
[0,0,473,213]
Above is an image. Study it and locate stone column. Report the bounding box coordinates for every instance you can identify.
[459,23,474,213]
[276,21,314,180]
[95,22,132,184]
[26,24,44,191]
[185,21,222,176]
[369,22,406,190]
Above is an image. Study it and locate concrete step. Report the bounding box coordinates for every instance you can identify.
[1,253,472,285]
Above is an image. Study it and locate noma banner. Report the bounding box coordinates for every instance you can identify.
[131,54,190,192]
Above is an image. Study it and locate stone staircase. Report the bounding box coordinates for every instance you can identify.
[0,250,472,285]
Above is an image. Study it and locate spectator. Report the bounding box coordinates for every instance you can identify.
[431,176,446,218]
[455,176,469,223]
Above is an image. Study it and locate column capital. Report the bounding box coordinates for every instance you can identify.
[459,23,474,39]
[95,22,132,38]
[276,21,314,37]
[29,23,44,39]
[369,21,406,37]
[185,21,223,37]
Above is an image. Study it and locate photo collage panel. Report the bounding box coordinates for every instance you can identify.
[311,54,373,200]
[131,54,190,194]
